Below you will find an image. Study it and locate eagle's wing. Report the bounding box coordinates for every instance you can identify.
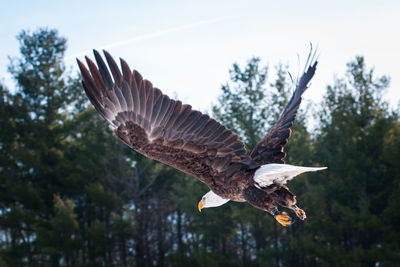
[77,50,253,188]
[250,50,318,164]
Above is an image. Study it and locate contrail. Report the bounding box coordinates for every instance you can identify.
[67,16,233,60]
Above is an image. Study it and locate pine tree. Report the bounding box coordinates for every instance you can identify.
[211,58,314,266]
[0,28,75,265]
[305,56,398,266]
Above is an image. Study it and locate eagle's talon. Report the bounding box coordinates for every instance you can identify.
[291,205,306,220]
[295,208,306,220]
[274,211,293,227]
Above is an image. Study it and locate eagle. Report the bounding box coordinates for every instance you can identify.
[77,49,326,227]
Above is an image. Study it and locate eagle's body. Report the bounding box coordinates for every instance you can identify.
[77,49,326,226]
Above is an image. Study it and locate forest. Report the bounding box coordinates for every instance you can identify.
[0,28,399,267]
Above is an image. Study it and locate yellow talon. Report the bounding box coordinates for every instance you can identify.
[275,212,292,227]
[295,208,307,220]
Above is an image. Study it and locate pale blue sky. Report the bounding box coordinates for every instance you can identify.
[1,0,399,112]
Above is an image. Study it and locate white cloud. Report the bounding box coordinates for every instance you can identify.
[66,16,234,61]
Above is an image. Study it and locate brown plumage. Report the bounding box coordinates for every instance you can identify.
[77,49,321,226]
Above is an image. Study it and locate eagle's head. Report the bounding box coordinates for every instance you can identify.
[198,191,230,212]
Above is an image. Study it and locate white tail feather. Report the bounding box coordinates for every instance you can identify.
[254,164,327,188]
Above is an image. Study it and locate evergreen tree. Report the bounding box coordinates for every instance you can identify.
[2,27,399,266]
[212,57,268,150]
[305,56,398,266]
[0,28,75,265]
[0,28,135,266]
[212,58,314,266]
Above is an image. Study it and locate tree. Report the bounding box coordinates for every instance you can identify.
[0,28,75,265]
[212,57,268,150]
[212,57,314,266]
[0,28,134,266]
[304,56,398,266]
[3,27,399,266]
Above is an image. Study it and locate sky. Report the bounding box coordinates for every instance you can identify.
[1,0,400,113]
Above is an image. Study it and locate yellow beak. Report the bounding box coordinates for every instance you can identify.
[198,199,205,212]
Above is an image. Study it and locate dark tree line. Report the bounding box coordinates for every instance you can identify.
[0,28,399,266]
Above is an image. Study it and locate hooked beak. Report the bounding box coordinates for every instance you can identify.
[198,199,205,212]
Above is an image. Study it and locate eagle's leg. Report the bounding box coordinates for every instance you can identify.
[242,186,293,226]
[271,185,307,220]
[271,209,293,227]
[291,204,307,220]
[261,192,293,226]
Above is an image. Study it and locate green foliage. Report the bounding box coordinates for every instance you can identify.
[0,28,80,266]
[211,58,316,266]
[36,195,79,261]
[212,57,269,149]
[1,28,399,266]
[302,56,399,266]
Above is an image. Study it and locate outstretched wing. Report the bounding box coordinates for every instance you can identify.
[77,50,253,188]
[250,50,318,164]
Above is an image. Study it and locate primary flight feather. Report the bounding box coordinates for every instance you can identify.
[77,49,326,226]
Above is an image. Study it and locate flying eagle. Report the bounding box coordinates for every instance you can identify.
[77,49,326,226]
